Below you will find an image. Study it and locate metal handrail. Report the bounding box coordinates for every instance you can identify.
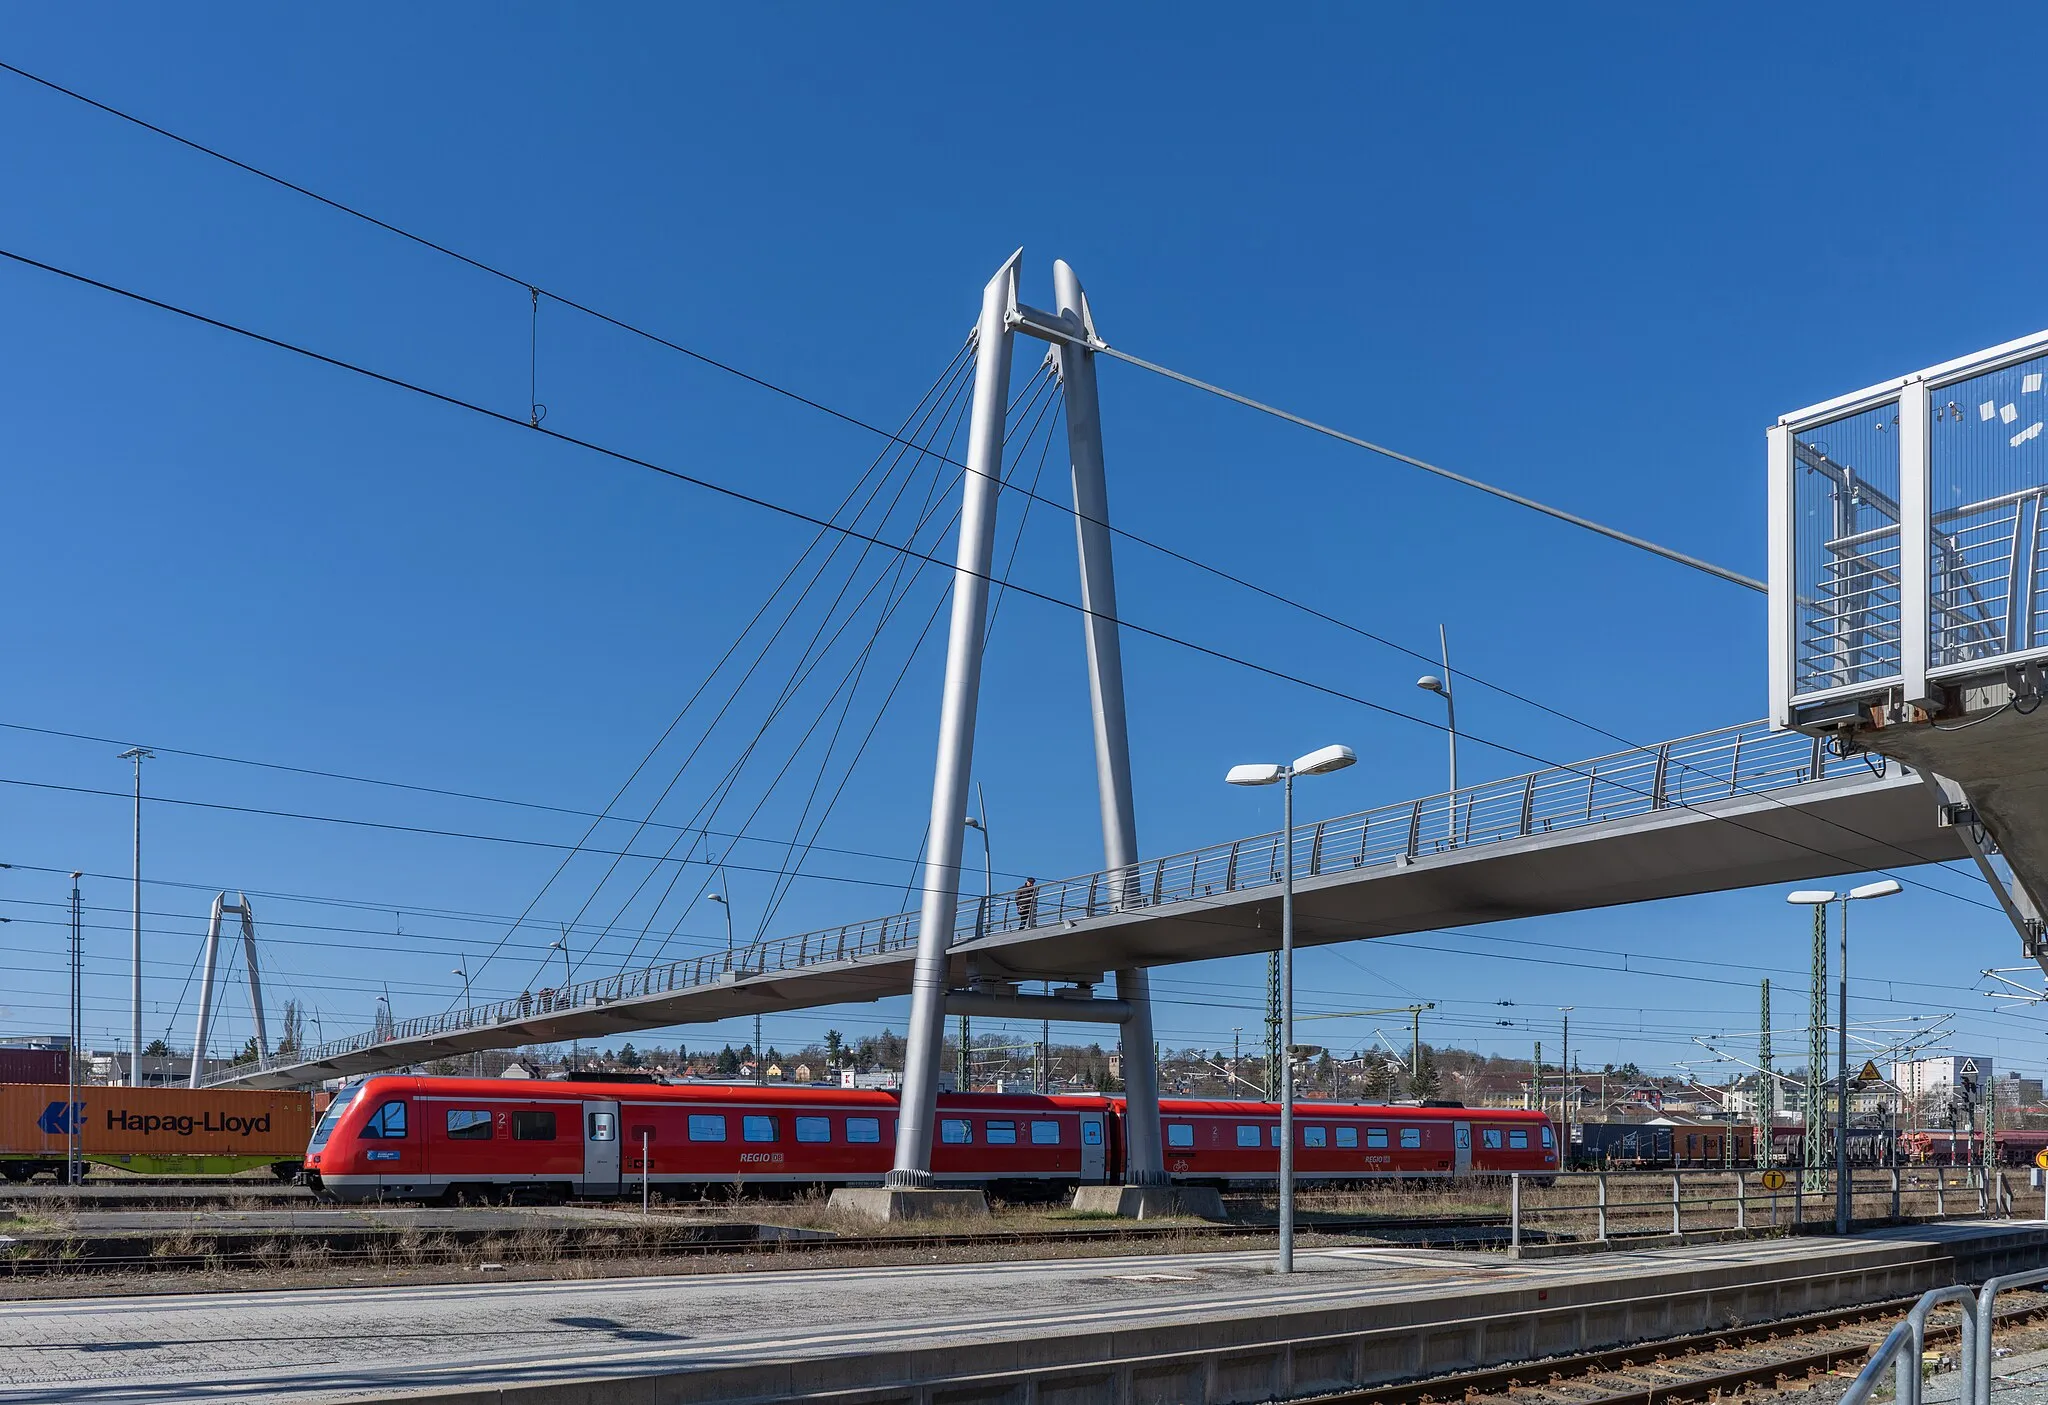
[1841,1286,1980,1405]
[197,716,1880,1086]
[1971,1264,2048,1399]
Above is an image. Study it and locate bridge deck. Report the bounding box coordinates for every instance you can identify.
[208,721,1965,1089]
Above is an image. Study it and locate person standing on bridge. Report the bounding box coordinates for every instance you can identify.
[1016,877,1038,929]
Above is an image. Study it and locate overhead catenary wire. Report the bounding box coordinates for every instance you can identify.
[0,58,1772,760]
[0,245,2012,933]
[0,61,1871,892]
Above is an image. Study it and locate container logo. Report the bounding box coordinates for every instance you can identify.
[104,1109,273,1137]
[37,1101,83,1135]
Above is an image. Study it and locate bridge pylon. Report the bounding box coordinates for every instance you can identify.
[838,251,1171,1221]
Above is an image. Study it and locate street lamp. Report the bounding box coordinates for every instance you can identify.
[1787,878,1902,1234]
[1227,741,1357,1275]
[119,746,153,1088]
[1559,1006,1575,1163]
[707,885,760,1083]
[452,958,479,1076]
[1415,624,1457,843]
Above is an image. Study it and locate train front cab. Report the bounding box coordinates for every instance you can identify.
[308,1079,627,1202]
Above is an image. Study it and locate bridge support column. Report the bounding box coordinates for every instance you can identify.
[1053,258,1169,1195]
[882,252,1020,1198]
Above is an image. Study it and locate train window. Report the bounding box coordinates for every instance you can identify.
[1082,1120,1102,1146]
[1482,1129,1503,1149]
[1336,1127,1358,1148]
[309,1085,360,1151]
[446,1109,492,1141]
[1399,1127,1422,1149]
[1270,1126,1282,1147]
[362,1101,408,1139]
[1031,1121,1061,1145]
[512,1111,557,1141]
[941,1119,973,1145]
[1508,1130,1528,1149]
[846,1117,881,1144]
[687,1114,727,1143]
[742,1116,777,1144]
[588,1111,617,1143]
[1167,1124,1195,1148]
[986,1121,1018,1145]
[1541,1126,1555,1148]
[1366,1128,1389,1148]
[1303,1126,1327,1148]
[1236,1125,1260,1148]
[795,1116,831,1144]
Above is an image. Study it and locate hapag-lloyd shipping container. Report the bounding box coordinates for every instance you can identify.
[0,1083,314,1180]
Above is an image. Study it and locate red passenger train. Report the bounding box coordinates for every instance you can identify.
[304,1076,1558,1202]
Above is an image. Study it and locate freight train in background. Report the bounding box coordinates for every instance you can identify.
[304,1075,1560,1202]
[0,1085,314,1181]
[1573,1121,2047,1170]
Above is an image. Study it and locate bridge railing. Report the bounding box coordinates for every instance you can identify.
[200,717,1861,1086]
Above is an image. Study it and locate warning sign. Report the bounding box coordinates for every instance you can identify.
[1760,1169,1788,1191]
[1857,1060,1883,1085]
[1962,1058,1980,1076]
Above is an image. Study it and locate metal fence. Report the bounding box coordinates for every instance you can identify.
[1506,1166,2009,1255]
[199,717,1870,1087]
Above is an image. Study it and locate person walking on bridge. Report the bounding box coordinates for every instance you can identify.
[1016,877,1039,929]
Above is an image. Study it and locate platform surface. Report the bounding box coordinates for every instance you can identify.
[0,1220,2029,1404]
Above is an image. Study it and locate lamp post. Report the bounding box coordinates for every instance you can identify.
[549,929,576,1073]
[1559,1006,1575,1164]
[1415,625,1457,844]
[119,747,152,1087]
[1228,742,1358,1275]
[452,957,478,1075]
[708,884,759,1082]
[1787,879,1902,1234]
[963,798,991,1091]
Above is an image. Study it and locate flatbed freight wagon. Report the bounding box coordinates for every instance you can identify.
[0,1084,313,1182]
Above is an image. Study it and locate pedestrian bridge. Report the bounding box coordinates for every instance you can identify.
[204,719,1966,1088]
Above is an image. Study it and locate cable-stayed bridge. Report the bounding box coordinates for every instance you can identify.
[202,719,1966,1088]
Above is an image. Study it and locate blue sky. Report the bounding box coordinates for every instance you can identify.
[2,6,2045,1081]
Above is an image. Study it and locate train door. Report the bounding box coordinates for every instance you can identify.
[1079,1114,1106,1182]
[1453,1122,1472,1176]
[582,1101,621,1196]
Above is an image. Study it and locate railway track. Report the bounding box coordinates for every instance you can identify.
[1323,1289,2048,1405]
[0,1210,1511,1277]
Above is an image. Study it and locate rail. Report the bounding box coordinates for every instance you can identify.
[200,717,1882,1086]
[1844,1259,2048,1405]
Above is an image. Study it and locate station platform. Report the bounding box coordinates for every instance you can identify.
[4,1219,2046,1404]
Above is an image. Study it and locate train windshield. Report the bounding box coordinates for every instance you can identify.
[308,1085,362,1152]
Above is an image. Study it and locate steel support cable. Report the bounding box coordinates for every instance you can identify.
[463,339,975,999]
[755,372,1067,934]
[1095,344,1765,594]
[591,365,1003,975]
[532,352,985,983]
[617,365,1052,961]
[626,374,1059,967]
[0,247,2003,924]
